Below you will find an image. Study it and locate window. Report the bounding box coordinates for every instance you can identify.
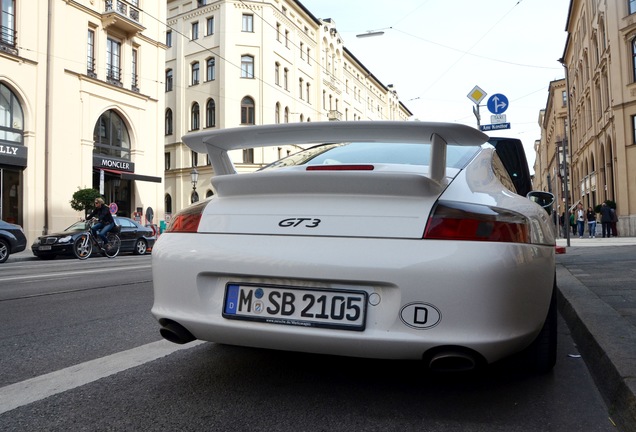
[166,30,172,47]
[206,57,215,81]
[276,23,281,41]
[242,14,253,32]
[631,0,636,15]
[192,62,200,85]
[191,22,199,40]
[306,83,310,103]
[307,48,311,65]
[243,148,254,163]
[165,69,173,92]
[165,152,171,170]
[562,90,567,107]
[632,115,636,144]
[87,29,95,76]
[241,96,255,124]
[241,55,254,78]
[191,103,200,130]
[285,30,289,47]
[0,82,24,145]
[284,107,289,123]
[275,62,280,86]
[165,109,173,135]
[632,38,636,82]
[165,194,172,214]
[300,42,304,59]
[1,0,15,46]
[206,17,214,35]
[299,78,303,99]
[93,110,130,159]
[106,37,121,83]
[284,68,288,90]
[192,150,198,167]
[197,0,206,7]
[206,99,215,127]
[131,48,139,91]
[275,103,280,124]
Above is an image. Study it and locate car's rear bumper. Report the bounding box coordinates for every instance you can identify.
[151,233,555,363]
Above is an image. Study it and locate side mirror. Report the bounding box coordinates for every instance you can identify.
[527,191,555,215]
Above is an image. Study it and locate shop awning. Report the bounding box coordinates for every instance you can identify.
[99,168,162,183]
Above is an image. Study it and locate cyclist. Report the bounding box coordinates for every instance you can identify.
[86,197,114,249]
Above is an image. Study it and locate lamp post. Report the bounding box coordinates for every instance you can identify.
[190,168,199,203]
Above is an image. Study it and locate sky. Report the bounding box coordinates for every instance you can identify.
[299,0,571,172]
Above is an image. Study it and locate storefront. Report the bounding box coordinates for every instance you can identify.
[0,83,25,226]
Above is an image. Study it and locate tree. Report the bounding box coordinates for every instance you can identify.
[70,188,101,217]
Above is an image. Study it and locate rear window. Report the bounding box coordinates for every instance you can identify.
[262,142,479,171]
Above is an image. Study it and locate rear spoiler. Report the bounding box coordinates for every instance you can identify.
[182,121,488,182]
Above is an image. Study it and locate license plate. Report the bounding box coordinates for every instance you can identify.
[38,246,52,251]
[223,283,367,331]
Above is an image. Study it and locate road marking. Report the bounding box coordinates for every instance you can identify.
[0,339,204,415]
[0,265,151,283]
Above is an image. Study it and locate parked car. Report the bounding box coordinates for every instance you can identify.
[0,219,27,263]
[152,121,557,372]
[32,216,155,259]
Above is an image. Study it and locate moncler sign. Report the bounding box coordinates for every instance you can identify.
[94,156,135,173]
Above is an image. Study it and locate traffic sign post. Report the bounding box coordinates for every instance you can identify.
[487,94,509,115]
[467,85,487,127]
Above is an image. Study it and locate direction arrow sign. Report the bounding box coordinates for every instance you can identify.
[487,94,509,114]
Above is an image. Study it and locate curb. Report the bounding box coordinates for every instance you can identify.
[557,265,636,431]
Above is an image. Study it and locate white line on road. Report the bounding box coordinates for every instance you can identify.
[0,339,204,415]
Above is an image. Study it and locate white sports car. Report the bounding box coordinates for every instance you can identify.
[152,121,557,372]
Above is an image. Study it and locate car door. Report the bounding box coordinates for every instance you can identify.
[116,218,137,251]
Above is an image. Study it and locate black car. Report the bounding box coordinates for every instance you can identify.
[31,216,156,259]
[0,219,27,263]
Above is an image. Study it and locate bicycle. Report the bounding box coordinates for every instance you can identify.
[73,219,121,260]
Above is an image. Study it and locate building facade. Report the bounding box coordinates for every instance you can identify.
[543,0,636,236]
[534,79,569,231]
[164,0,412,217]
[0,0,166,242]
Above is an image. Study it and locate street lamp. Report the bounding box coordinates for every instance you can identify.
[190,168,199,203]
[356,27,390,38]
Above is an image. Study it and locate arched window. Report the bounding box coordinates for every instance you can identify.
[165,194,172,214]
[191,103,200,130]
[0,82,24,145]
[241,96,255,124]
[191,62,200,85]
[206,190,214,198]
[275,102,280,124]
[206,99,215,127]
[241,55,254,78]
[206,57,215,81]
[191,191,199,203]
[284,106,289,123]
[93,110,131,159]
[165,108,173,135]
[165,69,173,92]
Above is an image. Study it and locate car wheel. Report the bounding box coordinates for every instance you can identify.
[133,238,147,255]
[0,238,9,263]
[524,276,557,373]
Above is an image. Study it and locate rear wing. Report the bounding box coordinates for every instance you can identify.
[182,121,488,182]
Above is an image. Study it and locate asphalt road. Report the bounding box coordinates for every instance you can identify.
[0,256,617,431]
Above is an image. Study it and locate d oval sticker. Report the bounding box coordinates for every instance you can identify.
[400,302,441,330]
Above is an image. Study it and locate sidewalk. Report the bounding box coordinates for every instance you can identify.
[556,236,636,431]
[6,237,636,430]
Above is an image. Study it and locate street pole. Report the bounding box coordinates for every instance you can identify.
[563,133,571,247]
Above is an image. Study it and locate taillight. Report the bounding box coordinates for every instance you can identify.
[423,201,530,243]
[165,200,208,233]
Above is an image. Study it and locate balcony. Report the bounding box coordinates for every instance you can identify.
[102,0,145,36]
[0,25,18,56]
[328,110,342,121]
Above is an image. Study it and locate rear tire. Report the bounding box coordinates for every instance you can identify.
[133,238,147,255]
[0,239,9,263]
[103,234,121,258]
[524,277,557,373]
[73,234,92,260]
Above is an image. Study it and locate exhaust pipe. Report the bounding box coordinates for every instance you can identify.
[159,320,196,345]
[425,348,482,372]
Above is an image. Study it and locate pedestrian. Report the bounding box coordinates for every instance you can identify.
[610,206,619,237]
[570,212,577,235]
[576,203,585,238]
[600,202,612,238]
[586,206,597,238]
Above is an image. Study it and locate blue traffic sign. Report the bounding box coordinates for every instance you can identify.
[487,94,509,114]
